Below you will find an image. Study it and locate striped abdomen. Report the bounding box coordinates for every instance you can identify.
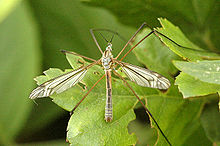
[105,70,113,122]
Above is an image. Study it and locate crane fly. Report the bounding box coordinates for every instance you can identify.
[29,23,172,145]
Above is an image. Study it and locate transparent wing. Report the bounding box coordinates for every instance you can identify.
[29,68,87,99]
[116,61,170,89]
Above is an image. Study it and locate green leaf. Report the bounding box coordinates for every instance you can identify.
[175,72,220,98]
[200,102,220,143]
[33,52,168,145]
[128,120,157,145]
[85,0,219,52]
[219,92,220,110]
[34,52,212,145]
[34,53,159,145]
[146,95,211,145]
[183,124,212,145]
[132,27,183,98]
[0,0,21,23]
[133,28,180,76]
[16,139,69,146]
[156,18,220,61]
[0,1,40,145]
[130,28,212,145]
[173,60,220,85]
[84,0,202,27]
[67,109,136,145]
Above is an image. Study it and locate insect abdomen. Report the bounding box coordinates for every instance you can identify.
[105,70,113,122]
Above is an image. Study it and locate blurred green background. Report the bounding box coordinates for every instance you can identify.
[0,0,219,145]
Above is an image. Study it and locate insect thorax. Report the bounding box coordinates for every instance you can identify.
[101,44,113,70]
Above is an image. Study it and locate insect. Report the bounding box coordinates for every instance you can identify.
[29,23,172,145]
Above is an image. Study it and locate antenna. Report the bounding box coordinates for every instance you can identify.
[99,32,108,43]
[110,33,115,43]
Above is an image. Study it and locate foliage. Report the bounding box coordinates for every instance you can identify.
[0,0,219,145]
[85,0,219,52]
[33,18,220,145]
[0,1,40,145]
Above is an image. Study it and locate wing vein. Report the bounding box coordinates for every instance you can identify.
[30,61,99,99]
[115,60,170,89]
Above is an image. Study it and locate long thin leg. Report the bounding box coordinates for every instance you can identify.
[119,30,154,61]
[113,70,172,146]
[115,22,146,59]
[90,29,103,54]
[105,70,113,122]
[133,22,204,52]
[119,29,213,62]
[70,74,105,115]
[153,30,211,52]
[61,50,97,62]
